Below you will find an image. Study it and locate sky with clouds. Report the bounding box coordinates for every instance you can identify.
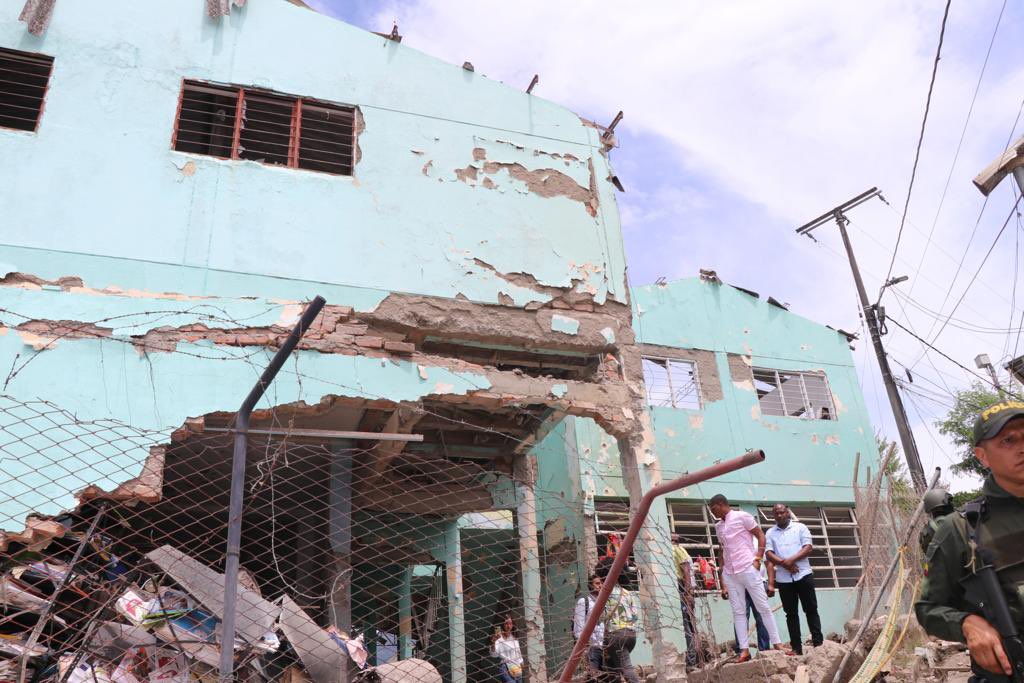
[306,0,1024,491]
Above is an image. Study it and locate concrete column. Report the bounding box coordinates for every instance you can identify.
[328,443,354,683]
[294,513,323,615]
[398,567,414,660]
[564,419,599,575]
[616,434,688,681]
[514,453,548,682]
[444,521,467,683]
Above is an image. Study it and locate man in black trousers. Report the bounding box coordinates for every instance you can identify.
[765,504,823,654]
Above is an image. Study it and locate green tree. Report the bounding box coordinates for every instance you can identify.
[934,381,1002,477]
[951,489,983,507]
[876,436,915,513]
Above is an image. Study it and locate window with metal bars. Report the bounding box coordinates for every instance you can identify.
[642,356,700,409]
[593,499,639,590]
[0,47,53,132]
[172,80,355,176]
[752,367,835,420]
[757,505,861,588]
[666,502,720,592]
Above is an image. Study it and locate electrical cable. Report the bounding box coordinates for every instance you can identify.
[912,97,1024,351]
[879,0,953,301]
[908,0,1008,298]
[912,194,1024,370]
[889,316,1020,399]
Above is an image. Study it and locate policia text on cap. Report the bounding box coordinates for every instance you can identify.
[915,402,1024,682]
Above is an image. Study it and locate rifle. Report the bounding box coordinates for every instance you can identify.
[964,503,1024,682]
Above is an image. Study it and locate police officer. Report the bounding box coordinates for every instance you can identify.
[915,401,1024,681]
[919,488,955,554]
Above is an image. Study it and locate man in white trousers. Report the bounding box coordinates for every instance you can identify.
[709,493,786,662]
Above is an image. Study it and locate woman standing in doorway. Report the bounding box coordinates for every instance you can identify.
[491,615,524,683]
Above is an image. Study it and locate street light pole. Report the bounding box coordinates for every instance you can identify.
[797,189,928,493]
[975,353,1003,395]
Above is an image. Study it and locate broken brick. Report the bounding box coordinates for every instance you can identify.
[384,341,415,354]
[550,300,572,310]
[334,324,368,336]
[331,305,354,319]
[355,336,384,349]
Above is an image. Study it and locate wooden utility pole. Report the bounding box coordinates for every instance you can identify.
[797,188,928,493]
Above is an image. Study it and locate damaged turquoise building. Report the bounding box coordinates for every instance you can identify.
[0,1,878,681]
[534,276,878,670]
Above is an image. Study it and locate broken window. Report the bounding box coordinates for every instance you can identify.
[0,47,53,132]
[642,357,700,409]
[758,505,862,588]
[172,80,354,175]
[752,367,835,419]
[667,502,719,592]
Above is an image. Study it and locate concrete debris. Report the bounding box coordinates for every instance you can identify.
[805,640,865,683]
[206,0,246,18]
[1,540,439,683]
[18,0,55,36]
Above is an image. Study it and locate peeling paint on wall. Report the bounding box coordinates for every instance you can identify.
[551,314,580,336]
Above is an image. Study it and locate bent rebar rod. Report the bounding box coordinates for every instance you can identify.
[558,449,767,682]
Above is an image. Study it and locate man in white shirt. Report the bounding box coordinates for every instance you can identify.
[572,575,606,676]
[710,494,784,662]
[765,504,823,654]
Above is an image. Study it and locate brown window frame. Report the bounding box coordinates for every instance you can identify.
[171,79,355,176]
[0,47,54,133]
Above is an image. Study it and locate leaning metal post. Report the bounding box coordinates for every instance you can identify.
[557,449,767,683]
[218,296,327,682]
[831,466,942,683]
[18,503,108,683]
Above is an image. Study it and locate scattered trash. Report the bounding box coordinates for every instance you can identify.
[2,543,440,683]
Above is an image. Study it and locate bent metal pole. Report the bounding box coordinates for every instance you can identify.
[558,449,767,683]
[218,296,327,683]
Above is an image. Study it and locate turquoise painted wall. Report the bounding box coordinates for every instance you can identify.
[593,279,878,504]
[0,0,628,530]
[0,0,626,308]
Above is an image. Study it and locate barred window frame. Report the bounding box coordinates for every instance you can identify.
[593,498,640,590]
[171,79,356,176]
[757,505,861,589]
[666,501,720,594]
[752,367,835,420]
[641,356,701,410]
[0,47,54,133]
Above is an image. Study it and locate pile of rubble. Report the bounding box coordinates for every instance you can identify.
[2,538,440,683]
[681,616,973,683]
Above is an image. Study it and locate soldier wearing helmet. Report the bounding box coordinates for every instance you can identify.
[914,401,1024,681]
[919,488,955,555]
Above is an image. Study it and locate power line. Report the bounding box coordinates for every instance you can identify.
[908,0,1008,298]
[913,97,1024,350]
[892,289,1024,335]
[912,193,1024,368]
[888,316,1020,399]
[880,0,954,300]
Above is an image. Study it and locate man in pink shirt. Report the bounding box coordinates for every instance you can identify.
[710,493,784,662]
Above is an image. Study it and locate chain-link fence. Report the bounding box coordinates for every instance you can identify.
[1,371,897,683]
[0,388,674,683]
[847,449,929,681]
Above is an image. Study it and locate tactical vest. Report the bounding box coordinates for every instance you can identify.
[957,495,1024,631]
